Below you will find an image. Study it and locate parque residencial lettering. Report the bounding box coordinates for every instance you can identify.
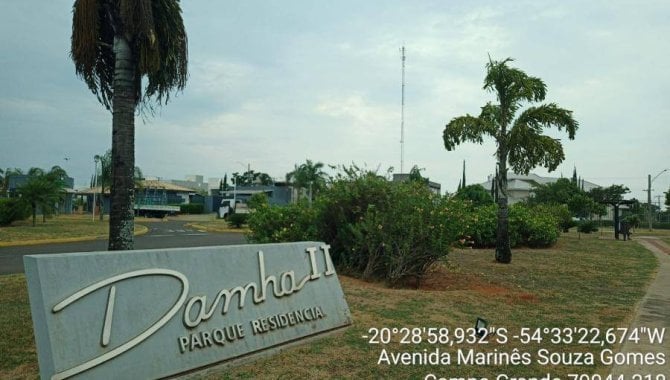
[251,306,326,335]
[49,244,335,380]
[177,305,327,353]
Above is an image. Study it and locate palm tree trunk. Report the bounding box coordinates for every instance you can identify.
[99,187,104,221]
[495,155,512,263]
[108,36,136,250]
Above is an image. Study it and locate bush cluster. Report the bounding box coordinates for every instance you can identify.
[577,220,598,233]
[458,203,563,248]
[179,203,203,214]
[227,213,250,228]
[247,202,317,241]
[0,198,30,226]
[319,180,458,285]
[247,173,565,286]
[248,174,459,286]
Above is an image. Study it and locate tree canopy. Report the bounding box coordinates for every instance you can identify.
[454,184,494,207]
[71,0,188,111]
[232,170,274,186]
[588,184,630,205]
[443,57,578,263]
[286,160,329,200]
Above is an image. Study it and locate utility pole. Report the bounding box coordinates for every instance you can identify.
[647,169,669,230]
[92,157,99,222]
[400,45,405,174]
[647,174,652,231]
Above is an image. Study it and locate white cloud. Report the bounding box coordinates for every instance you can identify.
[1,1,669,202]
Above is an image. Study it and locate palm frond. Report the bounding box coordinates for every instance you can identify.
[484,57,547,111]
[71,0,99,73]
[443,113,496,151]
[508,128,565,174]
[71,0,115,110]
[72,0,188,112]
[514,103,578,139]
[143,0,188,105]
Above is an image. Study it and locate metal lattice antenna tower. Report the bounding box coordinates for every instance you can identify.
[400,46,406,173]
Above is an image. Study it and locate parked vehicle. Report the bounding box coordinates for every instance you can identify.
[134,203,180,218]
[218,198,249,219]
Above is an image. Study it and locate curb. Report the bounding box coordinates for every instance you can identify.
[184,222,249,234]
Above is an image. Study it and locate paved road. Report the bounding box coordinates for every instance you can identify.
[0,219,248,275]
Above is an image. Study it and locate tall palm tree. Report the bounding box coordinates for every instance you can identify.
[94,150,112,220]
[1,168,24,196]
[443,57,578,263]
[18,167,67,226]
[286,160,328,202]
[71,0,188,250]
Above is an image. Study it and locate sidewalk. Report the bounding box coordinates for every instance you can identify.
[610,237,669,376]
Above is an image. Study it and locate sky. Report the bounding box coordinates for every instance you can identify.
[1,1,669,206]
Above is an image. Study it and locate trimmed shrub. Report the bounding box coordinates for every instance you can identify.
[179,203,203,214]
[227,213,249,228]
[0,198,30,226]
[247,202,317,242]
[462,203,562,248]
[315,173,393,276]
[577,220,598,233]
[353,182,458,285]
[511,204,561,247]
[466,204,498,248]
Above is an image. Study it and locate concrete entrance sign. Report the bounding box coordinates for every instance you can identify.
[24,242,352,379]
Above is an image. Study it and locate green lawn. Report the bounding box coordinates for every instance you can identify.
[0,233,659,379]
[0,214,147,246]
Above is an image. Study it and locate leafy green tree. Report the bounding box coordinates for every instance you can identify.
[232,170,274,187]
[567,193,597,219]
[530,178,601,219]
[588,185,629,204]
[443,57,578,263]
[530,178,578,205]
[71,0,188,250]
[455,184,494,207]
[247,192,269,210]
[286,160,328,201]
[665,188,670,208]
[18,167,67,226]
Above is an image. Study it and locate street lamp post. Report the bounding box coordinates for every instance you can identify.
[92,156,99,221]
[647,169,669,231]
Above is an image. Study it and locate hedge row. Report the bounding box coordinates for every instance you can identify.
[179,203,204,214]
[0,198,30,226]
[447,203,566,248]
[248,173,567,286]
